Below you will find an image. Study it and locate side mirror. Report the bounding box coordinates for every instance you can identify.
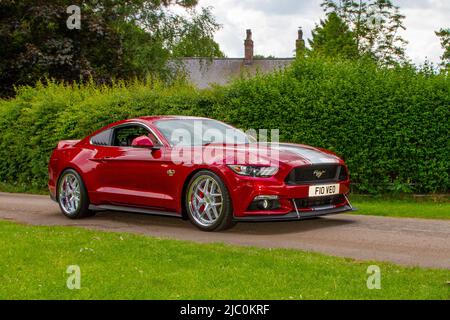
[131,135,158,149]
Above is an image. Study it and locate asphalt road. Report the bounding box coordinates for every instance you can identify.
[1,192,449,269]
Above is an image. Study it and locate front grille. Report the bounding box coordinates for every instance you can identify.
[294,195,345,209]
[285,164,347,184]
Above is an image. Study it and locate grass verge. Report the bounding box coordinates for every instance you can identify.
[0,182,47,195]
[350,195,450,220]
[0,220,448,300]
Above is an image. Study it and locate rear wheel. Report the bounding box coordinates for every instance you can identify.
[185,170,235,231]
[57,169,94,219]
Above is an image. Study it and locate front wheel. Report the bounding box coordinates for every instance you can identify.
[57,169,94,219]
[185,170,235,231]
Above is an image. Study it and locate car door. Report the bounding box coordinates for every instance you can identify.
[91,123,175,211]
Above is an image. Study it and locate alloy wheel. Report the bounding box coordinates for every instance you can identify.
[58,173,81,215]
[187,175,224,227]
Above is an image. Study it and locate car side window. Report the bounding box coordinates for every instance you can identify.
[112,125,158,147]
[91,129,112,146]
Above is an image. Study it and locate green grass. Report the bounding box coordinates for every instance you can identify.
[0,182,47,195]
[0,220,448,300]
[350,195,450,220]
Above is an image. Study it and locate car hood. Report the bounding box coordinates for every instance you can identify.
[270,143,341,165]
[189,143,342,167]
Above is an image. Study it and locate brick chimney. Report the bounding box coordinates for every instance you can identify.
[296,27,306,55]
[244,29,254,65]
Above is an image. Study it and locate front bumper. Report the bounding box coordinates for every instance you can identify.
[233,203,355,222]
[225,171,352,217]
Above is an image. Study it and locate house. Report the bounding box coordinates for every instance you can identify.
[172,29,306,88]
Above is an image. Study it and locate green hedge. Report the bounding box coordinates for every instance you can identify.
[0,58,449,193]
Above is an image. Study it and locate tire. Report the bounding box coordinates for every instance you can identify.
[185,170,235,231]
[57,169,94,219]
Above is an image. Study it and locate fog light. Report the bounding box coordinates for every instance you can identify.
[254,195,279,200]
[248,195,280,211]
[259,199,270,209]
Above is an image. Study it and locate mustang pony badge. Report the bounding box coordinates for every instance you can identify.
[313,169,326,178]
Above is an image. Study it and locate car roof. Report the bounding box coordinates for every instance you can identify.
[137,115,212,123]
[83,115,218,146]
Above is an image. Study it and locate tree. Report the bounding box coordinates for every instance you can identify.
[0,0,119,96]
[321,0,407,66]
[308,12,359,59]
[435,28,450,71]
[171,7,224,58]
[0,0,223,97]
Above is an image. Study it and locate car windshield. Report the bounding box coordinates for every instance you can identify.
[155,119,252,146]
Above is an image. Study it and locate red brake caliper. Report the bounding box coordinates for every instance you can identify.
[199,191,205,213]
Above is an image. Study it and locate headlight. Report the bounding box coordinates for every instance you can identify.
[227,165,279,177]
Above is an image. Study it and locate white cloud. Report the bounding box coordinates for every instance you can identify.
[193,0,448,64]
[397,0,449,65]
[198,0,323,58]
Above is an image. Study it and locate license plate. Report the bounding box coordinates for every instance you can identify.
[308,184,340,197]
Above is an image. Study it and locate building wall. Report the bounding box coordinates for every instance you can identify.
[171,58,295,89]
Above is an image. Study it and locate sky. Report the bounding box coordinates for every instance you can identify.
[183,0,449,65]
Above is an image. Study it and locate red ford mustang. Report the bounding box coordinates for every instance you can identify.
[48,116,354,231]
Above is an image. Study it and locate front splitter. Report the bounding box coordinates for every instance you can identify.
[233,204,355,222]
